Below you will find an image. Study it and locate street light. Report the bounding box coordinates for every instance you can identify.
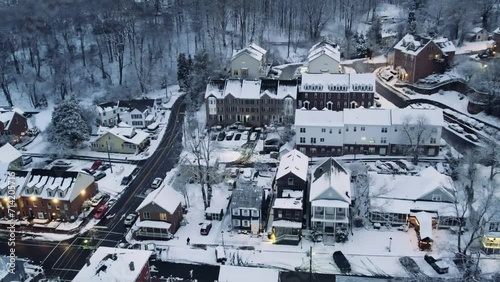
[389,237,393,252]
[221,231,225,247]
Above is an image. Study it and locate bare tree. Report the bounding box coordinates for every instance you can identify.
[400,114,432,164]
[478,139,500,181]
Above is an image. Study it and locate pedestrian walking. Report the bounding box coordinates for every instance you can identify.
[187,237,190,245]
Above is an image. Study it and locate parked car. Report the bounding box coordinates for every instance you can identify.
[448,123,464,133]
[250,132,258,141]
[332,251,351,273]
[229,168,240,178]
[94,172,106,181]
[226,131,235,141]
[200,221,212,235]
[473,122,484,130]
[375,160,391,173]
[94,205,109,219]
[91,193,104,207]
[464,133,479,142]
[121,175,132,185]
[425,254,449,274]
[98,164,111,171]
[399,256,420,274]
[82,168,96,175]
[215,246,227,264]
[91,161,103,170]
[241,131,249,140]
[124,213,138,226]
[395,160,415,171]
[242,168,253,180]
[217,132,226,141]
[151,177,163,189]
[384,161,405,173]
[374,94,380,100]
[131,167,140,176]
[22,156,33,166]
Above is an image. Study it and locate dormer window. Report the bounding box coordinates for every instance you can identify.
[47,190,52,197]
[59,191,64,197]
[34,188,39,194]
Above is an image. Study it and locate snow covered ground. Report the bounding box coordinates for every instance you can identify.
[455,40,494,55]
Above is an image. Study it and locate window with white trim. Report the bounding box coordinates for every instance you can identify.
[300,128,306,133]
[242,220,250,227]
[300,137,306,143]
[143,212,150,219]
[232,208,240,216]
[242,209,249,216]
[432,194,442,201]
[232,219,241,227]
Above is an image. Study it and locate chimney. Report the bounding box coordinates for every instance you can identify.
[129,261,135,271]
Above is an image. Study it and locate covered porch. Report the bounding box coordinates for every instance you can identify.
[271,220,301,245]
[311,200,349,235]
[134,220,173,240]
[482,232,500,254]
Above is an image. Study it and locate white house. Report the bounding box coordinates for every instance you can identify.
[117,99,157,128]
[309,158,351,234]
[95,102,118,127]
[466,27,489,42]
[230,43,268,79]
[294,108,443,157]
[307,40,341,74]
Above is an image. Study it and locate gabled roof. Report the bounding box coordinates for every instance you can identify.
[0,112,15,130]
[276,149,309,181]
[433,37,456,53]
[0,143,22,164]
[96,101,118,113]
[308,44,341,63]
[495,27,500,34]
[118,99,155,113]
[96,127,149,145]
[300,73,375,93]
[394,34,431,56]
[136,185,183,214]
[231,43,267,62]
[309,158,351,204]
[295,108,343,127]
[369,167,455,201]
[470,27,485,34]
[0,168,29,199]
[309,38,338,53]
[230,184,263,210]
[390,108,444,127]
[205,79,297,100]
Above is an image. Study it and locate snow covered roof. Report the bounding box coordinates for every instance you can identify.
[273,197,302,210]
[276,149,309,181]
[136,185,183,214]
[73,247,152,282]
[294,108,344,127]
[218,265,279,282]
[470,27,485,34]
[136,219,171,230]
[495,27,500,34]
[309,158,351,204]
[231,43,267,62]
[0,143,22,164]
[281,189,303,198]
[369,167,454,202]
[118,99,155,113]
[394,34,430,55]
[413,211,435,240]
[272,220,302,228]
[20,170,94,202]
[96,101,117,113]
[391,108,444,127]
[206,79,297,100]
[0,112,15,130]
[0,168,29,199]
[230,185,263,210]
[344,108,391,126]
[308,43,341,63]
[300,73,375,92]
[98,127,149,145]
[433,37,456,53]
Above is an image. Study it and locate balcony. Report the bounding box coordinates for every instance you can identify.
[312,213,348,221]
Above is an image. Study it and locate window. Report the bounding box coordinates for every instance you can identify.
[338,129,342,134]
[232,219,241,227]
[489,223,500,232]
[381,127,388,133]
[251,210,259,217]
[160,213,167,220]
[278,211,282,218]
[430,137,437,144]
[288,178,294,185]
[300,128,306,133]
[242,220,250,227]
[361,127,365,131]
[232,209,240,216]
[321,128,326,133]
[242,209,249,216]
[345,126,349,132]
[353,127,357,132]
[300,137,306,143]
[432,194,442,201]
[394,127,398,132]
[381,137,387,144]
[320,138,325,142]
[47,203,52,209]
[64,204,68,211]
[233,70,239,76]
[311,147,317,154]
[143,212,150,219]
[310,137,316,144]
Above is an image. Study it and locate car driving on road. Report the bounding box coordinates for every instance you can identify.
[124,213,138,226]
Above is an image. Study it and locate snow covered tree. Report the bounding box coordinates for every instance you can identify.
[407,11,417,35]
[469,60,500,118]
[399,114,432,164]
[46,99,90,154]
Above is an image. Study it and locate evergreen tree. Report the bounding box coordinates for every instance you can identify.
[177,53,188,90]
[186,50,211,111]
[407,11,417,35]
[46,100,90,152]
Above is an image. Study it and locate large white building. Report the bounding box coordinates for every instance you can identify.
[294,108,444,157]
[307,40,341,74]
[230,43,268,79]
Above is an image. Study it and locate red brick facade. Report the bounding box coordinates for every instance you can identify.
[296,92,375,110]
[0,112,28,137]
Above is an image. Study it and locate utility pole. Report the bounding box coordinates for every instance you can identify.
[106,141,113,173]
[309,246,313,282]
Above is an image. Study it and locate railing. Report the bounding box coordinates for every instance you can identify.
[136,231,173,239]
[275,234,300,242]
[313,214,347,221]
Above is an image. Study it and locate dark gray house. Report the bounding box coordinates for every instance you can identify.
[230,185,265,234]
[275,149,309,198]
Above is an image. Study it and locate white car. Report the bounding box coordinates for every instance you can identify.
[124,213,138,226]
[151,177,163,189]
[242,131,249,140]
[448,123,464,133]
[464,134,479,142]
[242,168,253,180]
[249,132,258,141]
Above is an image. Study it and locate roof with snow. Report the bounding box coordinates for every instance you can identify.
[20,169,94,202]
[205,79,297,100]
[344,108,391,126]
[95,127,149,145]
[295,108,344,127]
[0,112,15,130]
[309,158,351,204]
[369,167,455,201]
[276,149,309,182]
[391,108,444,127]
[273,197,302,210]
[272,220,302,228]
[0,168,29,199]
[72,247,152,282]
[230,185,263,210]
[300,73,375,93]
[433,37,456,53]
[308,43,341,63]
[136,185,183,214]
[218,265,279,282]
[395,33,456,55]
[281,189,303,198]
[470,27,485,34]
[231,43,267,62]
[0,143,22,164]
[495,27,500,34]
[118,99,155,113]
[96,101,117,113]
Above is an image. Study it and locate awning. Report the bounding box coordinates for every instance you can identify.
[136,220,171,230]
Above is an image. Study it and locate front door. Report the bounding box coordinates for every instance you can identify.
[428,148,435,156]
[380,147,387,156]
